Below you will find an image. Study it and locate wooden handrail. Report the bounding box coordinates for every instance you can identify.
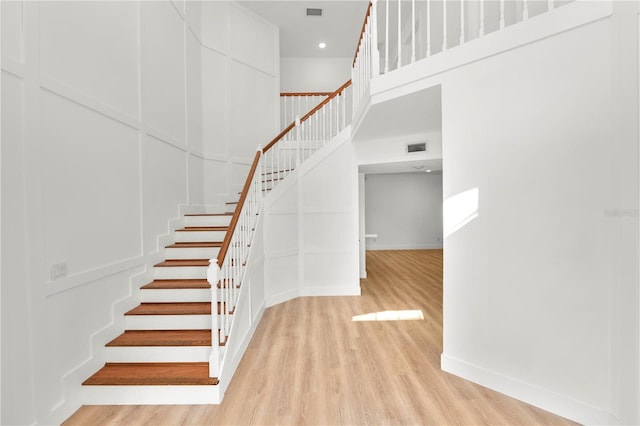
[300,79,352,123]
[216,150,262,265]
[353,2,373,67]
[264,79,352,153]
[280,92,333,97]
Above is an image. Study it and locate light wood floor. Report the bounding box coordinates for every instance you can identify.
[64,250,576,425]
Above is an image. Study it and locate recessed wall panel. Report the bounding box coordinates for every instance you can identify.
[202,48,228,155]
[1,1,24,64]
[230,5,277,76]
[203,159,227,206]
[40,91,141,275]
[186,29,203,152]
[39,1,139,117]
[141,1,186,142]
[200,1,229,54]
[142,135,187,252]
[230,61,277,158]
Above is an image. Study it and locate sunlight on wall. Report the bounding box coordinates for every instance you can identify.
[352,310,425,322]
[443,187,479,238]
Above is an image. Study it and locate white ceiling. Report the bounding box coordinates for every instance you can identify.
[239,1,370,58]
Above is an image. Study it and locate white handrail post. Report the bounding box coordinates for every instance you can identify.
[371,0,380,77]
[499,0,505,29]
[397,0,402,68]
[479,0,484,36]
[522,0,529,20]
[411,0,416,63]
[460,0,465,45]
[207,259,221,377]
[295,115,301,166]
[443,0,448,51]
[384,0,389,73]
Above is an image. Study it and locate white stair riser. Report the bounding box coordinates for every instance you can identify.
[176,231,226,243]
[82,385,220,405]
[125,314,211,330]
[184,216,231,227]
[154,266,207,279]
[105,346,211,363]
[165,246,220,260]
[141,288,211,303]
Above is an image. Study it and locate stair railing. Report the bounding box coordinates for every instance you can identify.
[280,91,332,137]
[352,0,571,118]
[207,148,262,377]
[206,79,352,378]
[262,79,352,187]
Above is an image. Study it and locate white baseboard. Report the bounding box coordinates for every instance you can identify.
[441,354,616,426]
[266,288,299,307]
[300,285,361,297]
[366,243,443,250]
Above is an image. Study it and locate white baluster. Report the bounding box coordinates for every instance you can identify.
[397,0,402,68]
[479,0,484,36]
[411,0,416,63]
[371,0,380,77]
[426,0,431,57]
[443,0,448,51]
[500,0,505,29]
[522,0,529,20]
[295,116,301,166]
[460,0,465,44]
[384,0,389,73]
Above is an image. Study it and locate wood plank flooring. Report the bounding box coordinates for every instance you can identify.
[64,250,576,425]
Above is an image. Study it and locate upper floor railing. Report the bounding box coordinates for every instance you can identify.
[352,0,573,115]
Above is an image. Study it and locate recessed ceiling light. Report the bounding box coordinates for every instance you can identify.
[318,42,327,49]
[426,170,432,173]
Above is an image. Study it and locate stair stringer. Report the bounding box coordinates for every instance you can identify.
[49,204,220,422]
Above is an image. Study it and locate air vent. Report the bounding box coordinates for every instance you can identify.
[306,8,322,16]
[407,142,427,153]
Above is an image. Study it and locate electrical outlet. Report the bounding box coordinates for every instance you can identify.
[51,262,67,280]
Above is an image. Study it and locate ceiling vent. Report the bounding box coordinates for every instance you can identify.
[306,8,322,16]
[407,142,427,153]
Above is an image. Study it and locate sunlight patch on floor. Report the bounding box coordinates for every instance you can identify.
[352,310,425,322]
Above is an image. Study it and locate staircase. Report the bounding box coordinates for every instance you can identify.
[82,212,233,404]
[80,76,353,404]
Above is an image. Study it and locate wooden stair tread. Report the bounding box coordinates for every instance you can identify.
[177,226,228,231]
[141,279,210,289]
[166,242,223,248]
[154,259,210,267]
[126,302,211,316]
[82,362,219,386]
[107,330,212,347]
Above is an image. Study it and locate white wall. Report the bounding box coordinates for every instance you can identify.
[0,1,278,424]
[201,2,279,207]
[280,57,351,92]
[365,172,442,250]
[264,129,360,306]
[434,6,638,425]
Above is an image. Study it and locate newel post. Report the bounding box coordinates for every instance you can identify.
[208,258,221,377]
